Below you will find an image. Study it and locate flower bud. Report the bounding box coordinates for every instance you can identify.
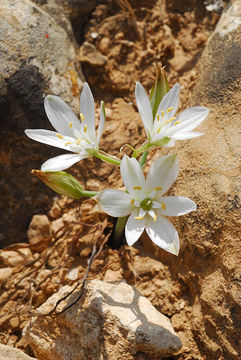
[150,64,169,120]
[32,170,84,199]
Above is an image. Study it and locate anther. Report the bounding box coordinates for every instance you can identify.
[161,110,165,118]
[157,114,160,122]
[133,186,142,190]
[154,186,163,191]
[174,120,180,126]
[161,202,166,210]
[169,116,176,122]
[131,199,135,205]
[134,216,144,220]
[65,141,72,146]
[56,133,63,139]
[76,138,81,145]
[80,113,85,121]
[83,124,87,133]
[69,121,73,128]
[153,214,157,222]
[166,107,174,113]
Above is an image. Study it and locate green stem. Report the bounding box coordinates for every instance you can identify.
[139,151,148,167]
[112,215,128,248]
[95,151,121,166]
[81,190,98,197]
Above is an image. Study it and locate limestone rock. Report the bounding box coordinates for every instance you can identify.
[160,1,241,359]
[0,0,84,247]
[27,215,51,245]
[0,248,33,267]
[0,344,36,360]
[24,280,182,359]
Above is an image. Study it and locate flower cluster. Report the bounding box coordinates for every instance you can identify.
[26,70,209,255]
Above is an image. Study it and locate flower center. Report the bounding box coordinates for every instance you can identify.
[140,198,152,211]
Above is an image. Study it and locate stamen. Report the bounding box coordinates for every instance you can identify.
[65,141,72,146]
[161,202,166,210]
[76,138,81,145]
[157,128,161,133]
[154,186,163,191]
[80,113,85,121]
[153,214,157,222]
[56,133,63,139]
[131,199,135,205]
[174,120,180,126]
[166,107,174,113]
[83,124,87,133]
[161,110,165,118]
[157,114,160,122]
[134,216,144,220]
[169,116,176,122]
[69,121,73,128]
[133,186,142,190]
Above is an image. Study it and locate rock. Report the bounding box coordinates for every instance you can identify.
[161,1,241,359]
[0,267,13,281]
[78,41,108,66]
[0,248,33,267]
[103,269,123,281]
[24,280,182,359]
[0,0,84,247]
[0,343,36,360]
[27,215,51,244]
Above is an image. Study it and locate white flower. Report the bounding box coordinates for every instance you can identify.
[97,154,196,255]
[25,83,105,171]
[135,82,209,147]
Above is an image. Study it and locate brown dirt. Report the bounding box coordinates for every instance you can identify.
[1,1,235,360]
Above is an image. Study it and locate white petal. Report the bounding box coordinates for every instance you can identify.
[44,95,80,136]
[41,153,86,171]
[125,209,145,246]
[80,83,95,140]
[159,196,196,216]
[97,189,132,217]
[169,107,209,134]
[135,82,153,136]
[146,154,179,194]
[120,155,146,197]
[97,101,105,145]
[172,132,204,140]
[25,129,74,151]
[157,84,180,119]
[146,216,180,255]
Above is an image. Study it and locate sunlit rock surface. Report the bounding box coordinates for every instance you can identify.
[24,280,182,359]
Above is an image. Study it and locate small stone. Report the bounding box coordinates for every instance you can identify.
[24,280,182,359]
[0,344,36,360]
[27,214,51,244]
[48,203,61,219]
[103,269,123,281]
[98,37,111,55]
[51,218,64,234]
[0,267,13,281]
[9,316,20,328]
[78,41,107,66]
[86,179,100,191]
[0,248,33,267]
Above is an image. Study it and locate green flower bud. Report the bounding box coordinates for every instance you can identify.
[150,64,169,120]
[32,170,85,199]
